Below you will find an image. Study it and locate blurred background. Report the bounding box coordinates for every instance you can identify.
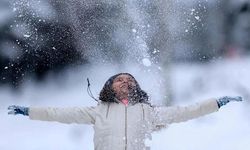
[0,0,250,149]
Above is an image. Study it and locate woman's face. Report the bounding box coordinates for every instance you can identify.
[112,74,136,100]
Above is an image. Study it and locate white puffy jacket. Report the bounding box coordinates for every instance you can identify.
[29,98,219,150]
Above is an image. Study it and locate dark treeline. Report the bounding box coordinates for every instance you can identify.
[0,10,84,87]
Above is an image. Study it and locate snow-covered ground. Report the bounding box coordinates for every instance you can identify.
[0,57,249,150]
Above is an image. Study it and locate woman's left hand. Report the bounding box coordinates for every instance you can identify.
[217,96,243,108]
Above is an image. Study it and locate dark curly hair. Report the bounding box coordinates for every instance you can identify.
[99,73,150,105]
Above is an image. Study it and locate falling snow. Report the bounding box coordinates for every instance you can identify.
[142,58,152,67]
[0,0,250,149]
[195,16,200,20]
[23,34,31,38]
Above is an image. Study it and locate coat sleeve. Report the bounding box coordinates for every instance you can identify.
[29,106,97,124]
[153,98,219,125]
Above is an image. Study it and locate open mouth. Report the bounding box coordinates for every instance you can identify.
[120,83,129,88]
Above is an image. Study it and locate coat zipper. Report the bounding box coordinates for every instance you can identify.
[141,104,145,120]
[125,105,128,150]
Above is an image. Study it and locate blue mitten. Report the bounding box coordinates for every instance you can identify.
[8,105,29,116]
[217,96,243,108]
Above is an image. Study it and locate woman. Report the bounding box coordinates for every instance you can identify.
[8,73,242,150]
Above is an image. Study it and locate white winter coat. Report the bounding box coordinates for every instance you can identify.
[29,98,219,150]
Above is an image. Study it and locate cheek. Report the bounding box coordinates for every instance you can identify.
[112,83,119,92]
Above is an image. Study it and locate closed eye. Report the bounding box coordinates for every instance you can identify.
[115,78,123,82]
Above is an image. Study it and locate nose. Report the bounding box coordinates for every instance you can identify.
[122,78,128,83]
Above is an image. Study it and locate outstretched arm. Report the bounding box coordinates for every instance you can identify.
[8,105,97,124]
[153,96,242,125]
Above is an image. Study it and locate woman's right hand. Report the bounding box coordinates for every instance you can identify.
[8,105,29,116]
